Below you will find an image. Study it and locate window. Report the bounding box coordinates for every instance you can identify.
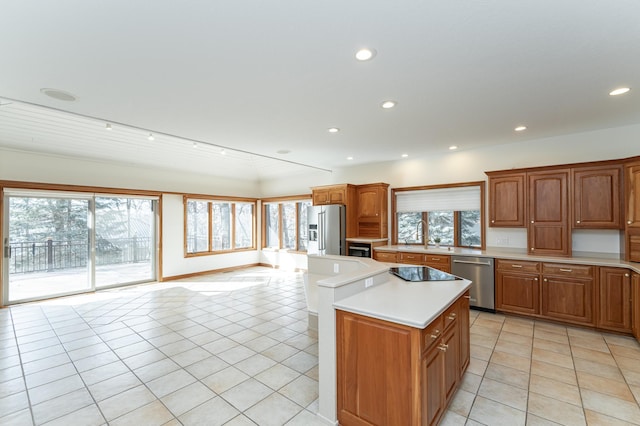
[184,197,256,255]
[262,199,311,251]
[393,182,485,249]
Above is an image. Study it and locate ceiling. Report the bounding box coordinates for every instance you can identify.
[1,1,639,181]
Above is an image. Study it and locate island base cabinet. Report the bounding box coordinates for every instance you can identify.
[633,273,640,342]
[336,292,470,426]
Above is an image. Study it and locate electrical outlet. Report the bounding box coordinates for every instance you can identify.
[333,263,339,273]
[496,238,509,246]
[365,278,373,288]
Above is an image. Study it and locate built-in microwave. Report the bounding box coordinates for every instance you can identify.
[348,243,371,258]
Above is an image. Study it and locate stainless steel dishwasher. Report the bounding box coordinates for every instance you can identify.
[451,256,495,311]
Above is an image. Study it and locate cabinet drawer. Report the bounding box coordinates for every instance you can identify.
[422,316,444,352]
[375,251,398,262]
[496,259,540,273]
[542,263,594,278]
[425,255,450,266]
[443,303,458,331]
[399,252,425,264]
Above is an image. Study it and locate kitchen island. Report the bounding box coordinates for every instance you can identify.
[308,255,471,425]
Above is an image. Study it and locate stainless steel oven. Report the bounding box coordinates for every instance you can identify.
[348,243,371,258]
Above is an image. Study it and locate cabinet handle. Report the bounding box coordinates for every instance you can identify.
[531,248,535,251]
[629,221,633,225]
[464,295,471,299]
[531,220,534,224]
[534,278,539,281]
[576,220,581,224]
[431,257,440,261]
[448,313,457,320]
[559,268,572,272]
[438,344,448,352]
[511,264,523,268]
[625,273,630,277]
[544,278,548,282]
[491,220,495,223]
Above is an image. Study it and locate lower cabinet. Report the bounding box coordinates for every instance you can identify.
[495,260,540,315]
[336,292,469,426]
[598,267,632,333]
[541,263,594,326]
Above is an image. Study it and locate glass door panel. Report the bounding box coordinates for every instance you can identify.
[95,197,156,288]
[5,195,90,303]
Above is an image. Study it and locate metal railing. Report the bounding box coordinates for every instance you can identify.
[8,237,152,274]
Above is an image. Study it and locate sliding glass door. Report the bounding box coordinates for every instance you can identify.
[95,196,156,288]
[4,193,92,302]
[2,190,158,304]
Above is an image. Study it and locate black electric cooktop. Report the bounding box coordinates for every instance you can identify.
[389,266,462,282]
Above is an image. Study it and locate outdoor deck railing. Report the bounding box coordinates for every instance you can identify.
[8,237,151,274]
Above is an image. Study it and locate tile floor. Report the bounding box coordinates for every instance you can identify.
[0,267,639,425]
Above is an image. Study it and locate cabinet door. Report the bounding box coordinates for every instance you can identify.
[336,311,414,426]
[312,189,330,205]
[458,293,470,376]
[573,166,622,229]
[357,186,381,218]
[633,273,640,342]
[626,163,640,228]
[442,325,459,404]
[528,170,570,256]
[496,271,540,315]
[489,174,526,227]
[598,267,632,332]
[541,277,593,325]
[374,251,398,263]
[422,345,444,426]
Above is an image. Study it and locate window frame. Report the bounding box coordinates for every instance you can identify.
[183,195,257,257]
[261,195,312,253]
[391,181,486,249]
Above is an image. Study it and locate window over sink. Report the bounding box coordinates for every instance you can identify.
[393,182,485,249]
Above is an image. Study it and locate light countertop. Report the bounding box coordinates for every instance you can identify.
[374,245,640,273]
[333,275,471,329]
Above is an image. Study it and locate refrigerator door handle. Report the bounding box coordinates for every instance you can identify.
[318,211,325,251]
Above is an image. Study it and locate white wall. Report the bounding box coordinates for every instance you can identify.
[259,123,640,255]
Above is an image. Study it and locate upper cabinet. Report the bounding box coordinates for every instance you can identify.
[528,169,571,256]
[311,184,355,206]
[573,165,623,229]
[488,173,526,227]
[625,162,640,262]
[356,183,389,238]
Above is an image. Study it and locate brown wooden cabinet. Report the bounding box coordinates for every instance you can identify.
[598,267,632,333]
[528,169,571,256]
[373,250,398,263]
[495,259,541,315]
[541,263,594,325]
[625,162,640,262]
[573,165,622,229]
[395,252,451,273]
[311,184,354,206]
[336,292,469,426]
[633,273,640,342]
[488,173,526,227]
[356,183,389,239]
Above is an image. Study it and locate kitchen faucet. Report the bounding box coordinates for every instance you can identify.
[416,219,428,248]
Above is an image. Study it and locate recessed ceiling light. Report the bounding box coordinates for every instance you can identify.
[147,133,155,141]
[277,149,291,154]
[355,48,376,61]
[381,100,397,109]
[220,149,226,155]
[515,126,527,132]
[327,127,340,133]
[609,87,630,96]
[193,142,198,148]
[401,154,409,158]
[40,88,77,102]
[347,156,354,160]
[449,145,458,150]
[105,123,112,130]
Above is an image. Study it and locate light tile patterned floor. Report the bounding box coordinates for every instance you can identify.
[1,266,640,425]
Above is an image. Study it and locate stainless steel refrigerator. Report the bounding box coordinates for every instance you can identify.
[307,204,346,255]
